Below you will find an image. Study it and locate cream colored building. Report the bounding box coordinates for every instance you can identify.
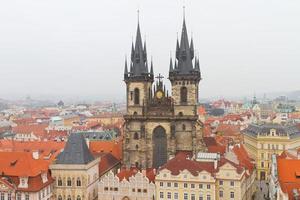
[50,133,100,200]
[243,123,300,180]
[155,150,256,200]
[98,169,156,200]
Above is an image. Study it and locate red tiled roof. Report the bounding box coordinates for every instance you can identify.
[0,152,50,177]
[216,124,241,136]
[232,144,255,172]
[0,140,65,161]
[97,153,120,176]
[116,167,156,183]
[203,137,226,155]
[89,140,122,160]
[277,158,300,199]
[12,124,48,136]
[159,152,216,176]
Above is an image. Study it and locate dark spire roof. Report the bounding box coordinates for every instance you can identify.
[56,133,94,165]
[124,57,129,79]
[169,56,173,72]
[169,15,201,81]
[124,18,153,82]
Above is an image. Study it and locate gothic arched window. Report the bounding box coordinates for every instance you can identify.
[76,195,81,200]
[67,195,71,200]
[67,177,72,186]
[76,178,81,187]
[57,177,62,186]
[134,88,140,105]
[134,132,139,140]
[180,87,188,103]
[58,195,62,200]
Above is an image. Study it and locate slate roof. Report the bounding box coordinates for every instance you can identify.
[56,133,94,164]
[242,124,300,139]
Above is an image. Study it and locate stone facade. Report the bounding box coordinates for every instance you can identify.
[98,170,155,200]
[50,159,100,200]
[123,17,205,169]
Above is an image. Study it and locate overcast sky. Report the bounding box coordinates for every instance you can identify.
[0,0,299,101]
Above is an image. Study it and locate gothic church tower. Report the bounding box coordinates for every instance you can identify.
[123,15,204,169]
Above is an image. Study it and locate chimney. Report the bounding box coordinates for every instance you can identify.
[214,159,218,169]
[141,169,147,176]
[32,151,39,160]
[85,138,90,148]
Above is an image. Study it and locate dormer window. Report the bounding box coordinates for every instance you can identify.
[19,177,29,188]
[41,172,48,183]
[270,129,276,136]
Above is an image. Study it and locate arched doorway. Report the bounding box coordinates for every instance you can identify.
[152,126,167,168]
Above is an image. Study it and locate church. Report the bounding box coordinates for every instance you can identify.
[123,14,205,169]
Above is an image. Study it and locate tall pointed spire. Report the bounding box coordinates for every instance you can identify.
[125,11,153,81]
[169,8,201,82]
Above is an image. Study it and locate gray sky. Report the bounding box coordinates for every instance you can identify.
[0,0,299,101]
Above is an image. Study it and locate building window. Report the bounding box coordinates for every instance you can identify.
[261,153,264,159]
[17,194,21,200]
[134,132,139,140]
[207,184,210,189]
[167,182,171,187]
[219,190,223,197]
[58,177,62,186]
[160,192,164,199]
[219,180,223,185]
[199,195,203,200]
[180,87,188,103]
[230,192,235,198]
[134,88,140,105]
[182,124,186,131]
[67,177,72,186]
[8,193,11,200]
[167,192,171,199]
[25,194,29,200]
[160,182,163,187]
[184,183,188,188]
[261,162,264,168]
[184,193,188,200]
[207,195,211,200]
[191,194,195,200]
[230,181,234,186]
[199,184,203,189]
[76,178,81,186]
[58,196,62,200]
[67,195,71,200]
[174,193,178,199]
[143,189,147,193]
[174,182,178,187]
[0,193,4,200]
[191,183,195,188]
[76,196,81,200]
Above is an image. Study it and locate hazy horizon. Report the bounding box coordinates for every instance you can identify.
[1,0,299,102]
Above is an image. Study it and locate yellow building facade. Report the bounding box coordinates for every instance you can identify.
[243,124,300,180]
[155,152,256,200]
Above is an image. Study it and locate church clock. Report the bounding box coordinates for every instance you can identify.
[156,90,163,99]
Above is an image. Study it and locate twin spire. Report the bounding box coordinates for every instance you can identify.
[124,10,201,82]
[124,19,153,81]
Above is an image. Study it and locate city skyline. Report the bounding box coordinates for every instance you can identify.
[1,0,299,101]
